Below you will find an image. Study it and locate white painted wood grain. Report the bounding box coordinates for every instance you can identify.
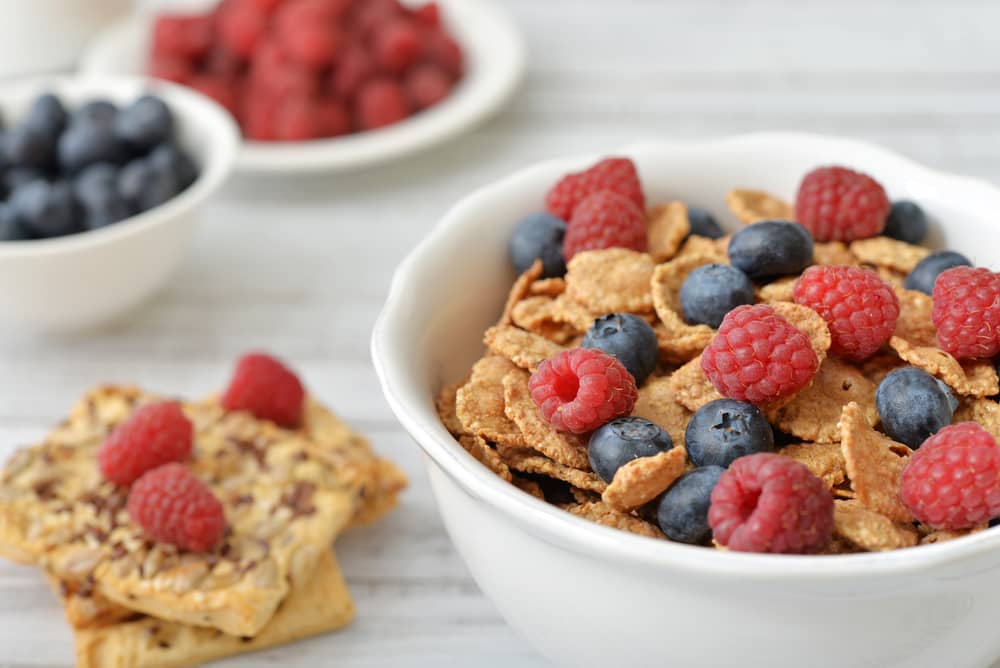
[3,0,1000,665]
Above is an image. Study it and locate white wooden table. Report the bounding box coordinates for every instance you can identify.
[4,0,1000,665]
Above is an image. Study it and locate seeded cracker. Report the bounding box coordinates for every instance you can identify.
[953,397,1000,442]
[647,202,691,261]
[484,325,564,372]
[497,447,606,494]
[833,500,918,551]
[839,402,913,523]
[564,502,663,539]
[458,435,513,482]
[893,288,937,348]
[631,376,693,447]
[455,356,526,447]
[726,188,795,225]
[755,277,796,304]
[501,369,590,469]
[777,443,847,490]
[849,237,930,274]
[565,248,655,314]
[499,260,543,326]
[813,241,857,266]
[601,448,688,511]
[889,336,999,397]
[436,380,467,437]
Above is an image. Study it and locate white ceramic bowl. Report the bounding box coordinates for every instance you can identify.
[0,76,239,331]
[79,0,525,172]
[373,133,1000,668]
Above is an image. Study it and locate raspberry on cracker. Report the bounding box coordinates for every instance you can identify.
[127,463,226,552]
[222,352,306,427]
[98,401,193,486]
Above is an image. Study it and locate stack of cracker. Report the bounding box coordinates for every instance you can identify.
[0,385,406,668]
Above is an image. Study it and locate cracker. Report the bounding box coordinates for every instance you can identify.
[647,202,691,261]
[498,447,606,493]
[893,288,937,348]
[501,369,590,469]
[72,550,354,668]
[529,277,566,297]
[850,237,930,274]
[458,435,513,483]
[499,260,543,326]
[455,356,526,446]
[510,296,578,344]
[565,248,655,314]
[726,188,795,225]
[777,442,847,490]
[889,336,999,397]
[839,402,913,523]
[755,276,796,304]
[833,500,918,552]
[564,502,664,539]
[667,355,724,412]
[436,380,467,437]
[601,448,687,511]
[813,241,857,266]
[484,325,564,372]
[631,376,693,447]
[767,358,876,443]
[953,397,1000,442]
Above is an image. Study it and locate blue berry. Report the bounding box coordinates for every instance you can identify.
[990,517,1000,528]
[148,143,198,191]
[655,466,725,544]
[10,180,80,238]
[903,250,971,295]
[24,93,67,138]
[58,121,127,174]
[72,100,118,128]
[679,264,754,328]
[727,220,814,280]
[508,212,567,278]
[4,167,46,192]
[588,417,673,483]
[685,399,775,468]
[0,204,29,241]
[114,95,174,153]
[118,157,178,213]
[876,367,957,448]
[883,200,928,245]
[581,313,658,384]
[687,206,724,239]
[75,164,132,230]
[4,124,56,170]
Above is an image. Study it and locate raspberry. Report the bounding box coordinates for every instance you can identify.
[562,190,647,262]
[332,44,378,98]
[241,87,277,140]
[708,453,834,553]
[149,56,194,84]
[404,64,452,109]
[424,31,463,77]
[932,266,1000,360]
[900,423,1000,529]
[98,402,193,486]
[794,166,890,242]
[127,464,225,552]
[793,265,900,360]
[356,79,411,130]
[701,304,819,406]
[546,158,645,222]
[316,98,351,137]
[217,4,268,59]
[273,96,320,141]
[414,2,441,26]
[221,352,306,427]
[374,19,425,73]
[152,15,213,60]
[528,348,637,434]
[283,25,344,69]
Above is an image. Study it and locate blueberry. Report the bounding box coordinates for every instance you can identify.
[687,206,724,239]
[685,399,775,468]
[876,367,958,448]
[75,164,132,230]
[9,180,80,238]
[883,200,928,245]
[990,517,1000,528]
[727,220,814,280]
[679,264,755,328]
[581,313,658,385]
[4,124,56,169]
[148,143,198,191]
[655,466,725,544]
[0,204,30,241]
[508,212,567,278]
[904,250,971,295]
[588,417,674,483]
[114,95,174,153]
[24,93,67,138]
[4,167,47,192]
[118,157,178,213]
[72,99,118,128]
[58,121,127,174]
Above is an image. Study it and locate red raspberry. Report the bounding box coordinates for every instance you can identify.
[222,352,306,427]
[900,423,1000,529]
[545,157,645,222]
[354,0,404,37]
[241,87,278,140]
[98,402,193,487]
[244,0,285,14]
[373,19,425,73]
[283,25,344,69]
[217,3,268,59]
[413,2,441,26]
[331,44,378,98]
[932,266,1000,360]
[793,265,900,361]
[316,98,351,137]
[275,0,341,33]
[128,464,225,552]
[562,190,648,262]
[709,453,834,553]
[149,56,194,84]
[794,166,890,242]
[203,46,245,79]
[404,64,452,109]
[529,348,637,434]
[273,96,320,141]
[424,30,463,77]
[356,78,411,130]
[152,15,213,60]
[701,304,819,406]
[188,76,239,116]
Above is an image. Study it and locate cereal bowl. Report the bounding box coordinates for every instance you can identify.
[373,133,1000,668]
[0,75,239,331]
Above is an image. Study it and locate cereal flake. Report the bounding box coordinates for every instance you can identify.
[455,356,526,446]
[484,325,564,372]
[647,202,691,262]
[631,376,693,446]
[726,189,795,225]
[565,248,655,314]
[850,237,930,274]
[601,447,688,511]
[833,500,918,551]
[839,402,913,522]
[502,370,590,469]
[889,336,999,397]
[777,442,847,489]
[564,501,664,539]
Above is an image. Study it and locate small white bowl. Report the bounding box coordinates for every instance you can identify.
[373,134,1000,668]
[0,75,239,331]
[79,0,525,173]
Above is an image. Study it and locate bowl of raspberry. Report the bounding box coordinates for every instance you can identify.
[80,0,525,172]
[373,133,1000,668]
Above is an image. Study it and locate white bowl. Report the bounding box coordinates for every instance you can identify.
[373,133,1000,668]
[79,0,525,173]
[0,75,239,331]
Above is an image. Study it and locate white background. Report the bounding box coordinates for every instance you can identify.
[3,0,1000,665]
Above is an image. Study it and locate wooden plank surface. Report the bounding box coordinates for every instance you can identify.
[3,0,1000,665]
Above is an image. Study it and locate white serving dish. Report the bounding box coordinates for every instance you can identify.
[372,133,1000,668]
[79,0,526,173]
[0,75,239,331]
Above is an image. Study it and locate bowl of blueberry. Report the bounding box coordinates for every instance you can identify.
[0,76,239,330]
